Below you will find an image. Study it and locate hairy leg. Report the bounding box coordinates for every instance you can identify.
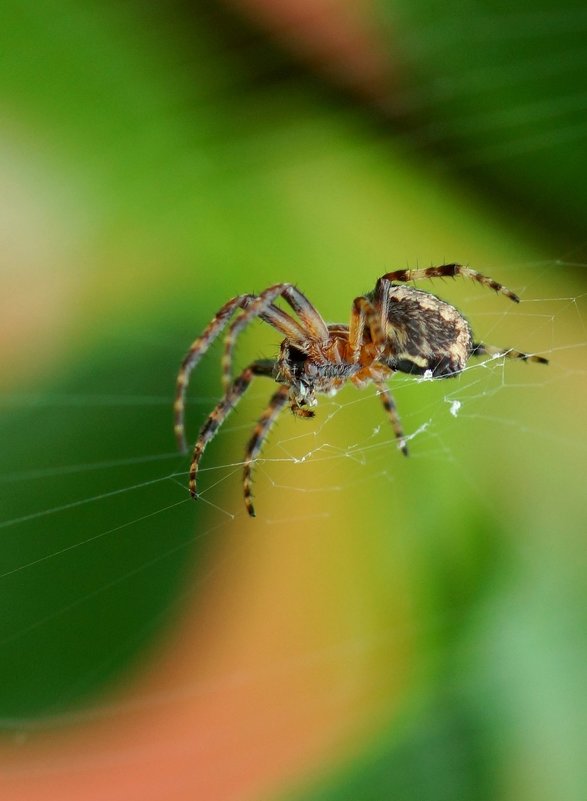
[348,296,386,364]
[221,283,329,390]
[177,286,314,451]
[471,342,548,364]
[242,385,289,517]
[374,380,408,456]
[175,294,254,452]
[379,264,521,303]
[221,302,308,391]
[188,360,274,500]
[279,285,329,341]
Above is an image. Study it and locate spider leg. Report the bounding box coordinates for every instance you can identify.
[177,285,320,452]
[471,342,549,365]
[379,264,521,303]
[222,284,328,387]
[348,297,367,360]
[175,293,256,452]
[349,296,386,363]
[188,359,274,500]
[221,284,329,390]
[374,380,408,456]
[221,302,308,392]
[242,385,289,517]
[279,285,329,341]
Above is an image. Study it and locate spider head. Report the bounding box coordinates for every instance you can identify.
[274,342,318,413]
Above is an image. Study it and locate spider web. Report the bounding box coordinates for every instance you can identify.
[158,264,581,521]
[1,5,587,794]
[0,245,585,801]
[1,265,577,519]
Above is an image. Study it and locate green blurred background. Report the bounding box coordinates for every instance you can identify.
[0,2,585,800]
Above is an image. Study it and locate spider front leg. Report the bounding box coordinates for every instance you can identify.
[221,284,329,390]
[221,302,306,392]
[242,385,289,517]
[175,293,255,453]
[188,359,274,500]
[379,264,521,303]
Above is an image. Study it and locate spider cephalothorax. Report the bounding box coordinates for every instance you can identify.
[175,264,547,516]
[275,339,360,415]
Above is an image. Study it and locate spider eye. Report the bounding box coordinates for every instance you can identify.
[287,346,308,378]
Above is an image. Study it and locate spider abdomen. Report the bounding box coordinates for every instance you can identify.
[381,286,473,377]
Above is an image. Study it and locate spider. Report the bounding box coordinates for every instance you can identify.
[175,264,547,516]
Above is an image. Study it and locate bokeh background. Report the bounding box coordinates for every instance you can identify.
[1,2,586,800]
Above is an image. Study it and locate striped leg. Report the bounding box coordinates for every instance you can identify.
[471,342,549,365]
[379,264,521,304]
[221,284,329,390]
[374,381,408,456]
[221,302,307,391]
[242,385,289,517]
[175,294,255,453]
[279,285,329,341]
[349,296,386,364]
[188,360,273,500]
